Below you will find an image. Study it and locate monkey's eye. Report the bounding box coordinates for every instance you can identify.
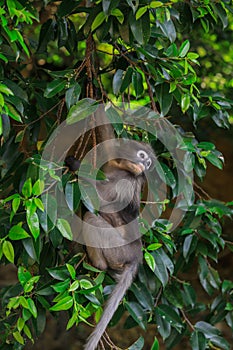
[145,158,152,169]
[137,150,148,159]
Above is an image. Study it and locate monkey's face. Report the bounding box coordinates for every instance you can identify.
[107,144,154,176]
[136,149,152,171]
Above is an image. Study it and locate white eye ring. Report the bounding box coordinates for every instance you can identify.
[137,150,148,159]
[145,158,152,169]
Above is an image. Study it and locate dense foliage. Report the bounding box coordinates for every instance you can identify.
[0,1,233,349]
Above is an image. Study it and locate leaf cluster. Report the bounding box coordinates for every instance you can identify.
[0,1,233,349]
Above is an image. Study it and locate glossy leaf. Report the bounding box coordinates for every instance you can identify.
[9,225,30,240]
[120,67,133,93]
[157,304,183,333]
[179,40,190,57]
[22,178,32,198]
[66,98,98,124]
[125,301,147,330]
[44,79,66,98]
[132,71,143,98]
[3,240,14,263]
[190,331,206,350]
[50,296,73,311]
[113,69,124,95]
[65,83,81,109]
[155,84,173,116]
[128,336,144,350]
[27,211,40,240]
[150,337,160,350]
[56,218,73,240]
[91,11,106,32]
[27,298,38,318]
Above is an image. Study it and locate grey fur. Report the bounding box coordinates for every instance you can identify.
[82,141,155,349]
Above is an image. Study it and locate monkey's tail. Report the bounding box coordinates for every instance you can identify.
[83,263,138,350]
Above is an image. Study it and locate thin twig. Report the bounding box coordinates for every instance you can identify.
[180,309,195,331]
[194,182,212,200]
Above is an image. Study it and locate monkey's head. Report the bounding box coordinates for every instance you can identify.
[106,140,155,177]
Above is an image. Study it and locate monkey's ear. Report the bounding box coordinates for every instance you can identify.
[65,156,81,172]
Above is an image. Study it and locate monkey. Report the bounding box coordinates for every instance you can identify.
[80,140,156,350]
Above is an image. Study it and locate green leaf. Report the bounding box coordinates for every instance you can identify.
[155,310,171,339]
[44,79,66,98]
[132,71,144,98]
[27,211,40,240]
[105,105,123,135]
[17,317,25,332]
[179,40,190,57]
[159,162,176,190]
[66,98,98,124]
[128,336,144,350]
[22,238,40,262]
[210,336,230,350]
[3,240,14,263]
[147,243,162,251]
[23,276,40,293]
[181,94,191,113]
[13,331,24,345]
[7,103,23,122]
[129,13,143,45]
[52,279,70,293]
[159,20,176,43]
[66,263,76,279]
[136,6,148,20]
[34,198,44,211]
[150,337,160,350]
[47,266,70,281]
[91,11,106,32]
[157,304,183,332]
[190,331,207,350]
[27,298,37,318]
[65,181,81,212]
[12,197,21,213]
[66,310,78,330]
[69,280,80,292]
[65,83,81,109]
[23,324,33,340]
[183,234,197,260]
[111,9,124,24]
[32,179,44,196]
[22,178,32,198]
[56,218,73,240]
[151,249,174,287]
[155,83,172,116]
[144,251,156,271]
[195,321,220,338]
[150,1,163,8]
[37,19,56,54]
[113,69,124,95]
[205,153,223,169]
[125,301,147,330]
[9,225,30,240]
[57,17,68,47]
[18,266,32,285]
[39,193,57,232]
[50,296,73,311]
[120,67,133,93]
[79,178,100,213]
[131,283,154,311]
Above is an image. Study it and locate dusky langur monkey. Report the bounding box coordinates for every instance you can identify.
[76,140,156,350]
